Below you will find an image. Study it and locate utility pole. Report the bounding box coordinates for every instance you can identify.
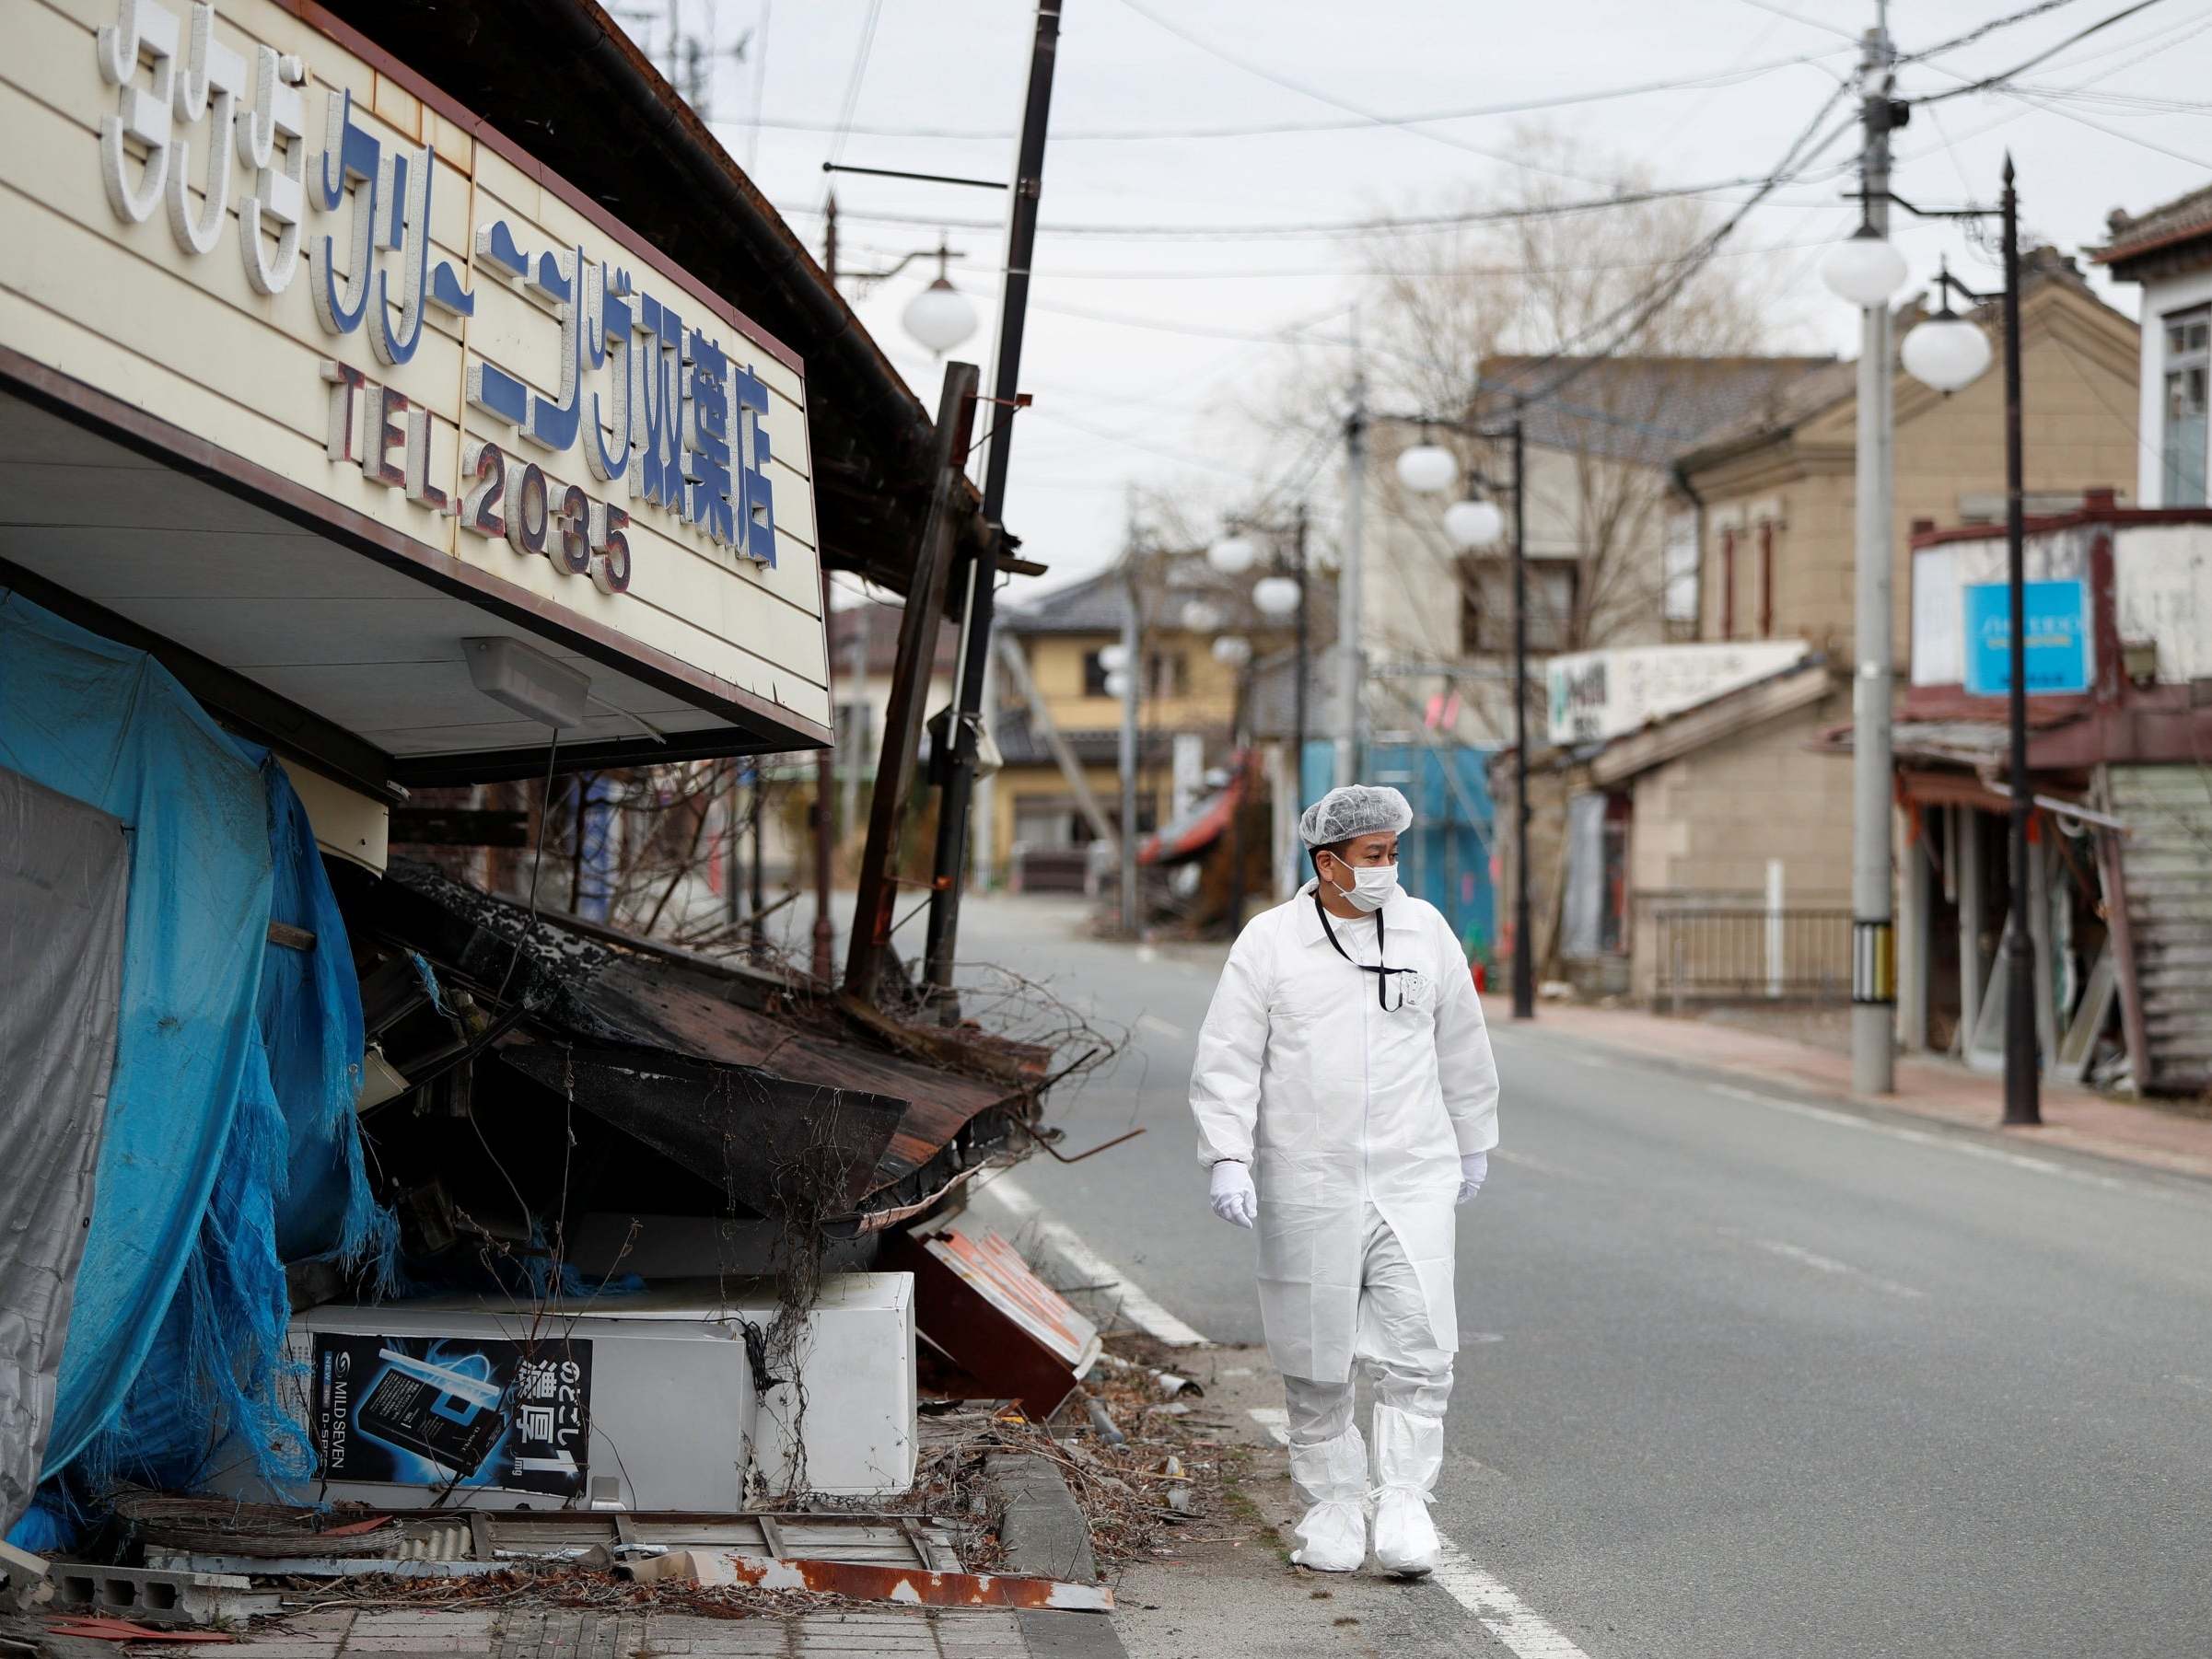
[810,197,841,982]
[1336,372,1368,789]
[1849,12,1900,1096]
[1118,534,1142,937]
[1997,157,2041,1126]
[922,0,1062,1008]
[1509,413,1535,1022]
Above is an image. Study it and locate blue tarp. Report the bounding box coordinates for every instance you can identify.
[0,593,389,1540]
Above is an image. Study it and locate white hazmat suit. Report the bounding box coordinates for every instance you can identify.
[1190,849,1499,1574]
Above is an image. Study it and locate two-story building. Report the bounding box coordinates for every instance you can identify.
[1497,254,2141,1004]
[2099,183,2212,507]
[1880,496,2212,1096]
[987,553,1260,890]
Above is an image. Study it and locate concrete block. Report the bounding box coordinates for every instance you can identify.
[0,1538,49,1610]
[985,1452,1099,1585]
[44,1561,281,1627]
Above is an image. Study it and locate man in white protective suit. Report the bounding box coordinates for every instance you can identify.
[1188,783,1499,1576]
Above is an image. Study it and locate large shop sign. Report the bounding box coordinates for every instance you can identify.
[89,0,778,593]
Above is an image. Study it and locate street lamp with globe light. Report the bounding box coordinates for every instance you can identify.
[1206,533,1258,576]
[1821,223,1910,310]
[1901,262,1993,394]
[1834,155,2039,1125]
[1180,599,1225,635]
[1252,575,1301,621]
[1396,434,1458,496]
[1444,496,1504,551]
[900,242,979,357]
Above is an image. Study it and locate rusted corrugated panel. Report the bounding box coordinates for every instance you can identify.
[681,1553,1112,1612]
[351,861,1024,1201]
[588,964,1021,1189]
[496,1046,905,1215]
[2111,764,2212,1092]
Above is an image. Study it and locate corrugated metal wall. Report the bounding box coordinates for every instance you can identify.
[2110,764,2212,1093]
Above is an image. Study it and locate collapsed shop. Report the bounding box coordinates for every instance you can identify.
[1,0,1072,1549]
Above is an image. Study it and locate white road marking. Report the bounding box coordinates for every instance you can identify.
[1433,1537,1597,1659]
[1752,1237,1927,1301]
[990,1178,1589,1656]
[982,1173,1209,1347]
[1704,1083,2177,1201]
[1135,1011,1188,1039]
[1490,1148,1591,1182]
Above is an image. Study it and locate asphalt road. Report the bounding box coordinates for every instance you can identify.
[936,891,2212,1659]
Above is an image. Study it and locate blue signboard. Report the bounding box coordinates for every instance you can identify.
[1963,579,2090,695]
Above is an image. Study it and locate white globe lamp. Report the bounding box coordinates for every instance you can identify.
[1098,643,1129,672]
[1180,599,1225,634]
[1206,534,1258,575]
[1444,497,1505,551]
[902,278,979,356]
[1213,635,1253,667]
[1103,669,1132,699]
[1396,442,1457,496]
[1252,575,1301,621]
[1903,307,1992,394]
[1821,226,1908,309]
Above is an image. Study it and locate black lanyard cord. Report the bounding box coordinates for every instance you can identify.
[1312,893,1414,1011]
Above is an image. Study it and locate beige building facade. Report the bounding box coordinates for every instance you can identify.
[1508,265,2140,1003]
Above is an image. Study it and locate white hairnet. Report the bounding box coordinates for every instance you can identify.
[1298,784,1413,847]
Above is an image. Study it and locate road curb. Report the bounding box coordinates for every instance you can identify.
[987,1451,1100,1584]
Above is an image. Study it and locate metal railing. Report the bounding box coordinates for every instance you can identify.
[1644,899,1855,1004]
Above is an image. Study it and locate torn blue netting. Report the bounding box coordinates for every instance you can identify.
[0,595,393,1542]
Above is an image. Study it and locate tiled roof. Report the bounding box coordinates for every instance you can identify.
[1000,551,1337,641]
[2097,184,2212,273]
[1676,250,2117,471]
[1473,355,1841,469]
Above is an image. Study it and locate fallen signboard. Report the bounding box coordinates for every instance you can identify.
[885,1227,1100,1419]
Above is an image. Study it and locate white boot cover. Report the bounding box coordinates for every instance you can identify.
[1287,1424,1368,1572]
[1371,1404,1444,1577]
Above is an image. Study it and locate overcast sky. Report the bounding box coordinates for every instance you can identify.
[620,0,2212,599]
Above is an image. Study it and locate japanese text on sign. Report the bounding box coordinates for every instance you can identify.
[91,0,780,594]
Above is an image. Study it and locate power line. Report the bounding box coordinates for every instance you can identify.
[1029,405,1276,481]
[1901,0,2089,63]
[731,46,1852,144]
[824,0,886,171]
[1914,0,2172,102]
[1902,5,2212,167]
[1488,83,1857,407]
[1113,0,1682,191]
[772,157,1860,244]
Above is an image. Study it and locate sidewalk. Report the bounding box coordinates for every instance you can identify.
[1505,996,2212,1182]
[142,1605,1115,1659]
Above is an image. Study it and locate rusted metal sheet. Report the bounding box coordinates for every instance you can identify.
[347,858,1030,1217]
[674,1552,1113,1612]
[496,1047,905,1216]
[588,964,1020,1194]
[884,1227,1100,1419]
[146,1510,967,1580]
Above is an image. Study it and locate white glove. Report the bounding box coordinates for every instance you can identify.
[1456,1151,1489,1206]
[1209,1159,1258,1228]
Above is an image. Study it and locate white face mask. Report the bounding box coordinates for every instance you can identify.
[1327,861,1400,913]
